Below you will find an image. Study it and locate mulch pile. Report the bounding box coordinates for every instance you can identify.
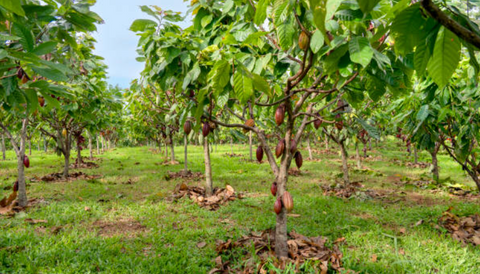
[30,172,101,183]
[70,161,99,169]
[165,170,204,181]
[0,196,47,216]
[406,162,430,169]
[438,209,480,246]
[320,182,385,200]
[211,229,345,273]
[172,183,244,210]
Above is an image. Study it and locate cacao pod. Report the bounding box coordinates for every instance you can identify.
[290,139,297,153]
[38,97,45,107]
[189,90,195,98]
[245,119,255,128]
[282,191,293,212]
[335,121,343,131]
[275,139,285,158]
[256,146,264,162]
[275,106,285,126]
[271,182,277,197]
[13,181,18,192]
[184,121,192,135]
[274,198,282,214]
[314,119,322,129]
[62,129,67,137]
[298,31,310,51]
[23,155,30,168]
[295,151,303,169]
[21,75,28,84]
[202,122,210,137]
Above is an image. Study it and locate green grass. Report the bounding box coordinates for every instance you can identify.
[0,140,479,273]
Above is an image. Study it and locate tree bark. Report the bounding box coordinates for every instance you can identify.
[44,136,47,152]
[203,136,213,197]
[6,119,29,207]
[325,136,329,150]
[89,133,93,160]
[76,139,83,165]
[275,165,288,259]
[363,143,367,157]
[169,135,175,162]
[101,137,104,152]
[184,135,188,172]
[96,135,100,155]
[340,141,350,185]
[355,143,362,169]
[1,131,5,161]
[249,131,253,161]
[307,135,313,160]
[430,143,440,183]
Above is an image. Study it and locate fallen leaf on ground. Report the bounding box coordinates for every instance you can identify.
[371,254,377,262]
[197,242,207,248]
[25,219,48,224]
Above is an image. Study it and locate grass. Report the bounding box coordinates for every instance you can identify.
[0,139,479,273]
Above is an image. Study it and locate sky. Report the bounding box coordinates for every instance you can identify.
[91,1,190,88]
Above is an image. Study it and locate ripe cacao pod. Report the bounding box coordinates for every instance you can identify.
[38,97,45,107]
[256,146,264,162]
[335,121,344,131]
[295,151,303,169]
[275,106,285,126]
[290,139,297,153]
[13,181,18,192]
[23,155,30,168]
[21,75,28,84]
[62,129,67,137]
[275,139,285,158]
[271,182,277,197]
[314,119,322,129]
[184,121,192,135]
[274,198,282,214]
[282,191,293,212]
[298,31,310,51]
[245,119,255,128]
[189,90,195,98]
[202,122,210,137]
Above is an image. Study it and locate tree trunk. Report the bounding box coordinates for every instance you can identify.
[430,145,440,183]
[203,136,213,197]
[1,132,5,161]
[414,146,418,164]
[89,133,93,160]
[369,139,372,150]
[101,137,104,152]
[96,135,100,155]
[307,135,313,160]
[37,138,40,151]
[325,136,329,150]
[340,141,350,185]
[77,140,83,165]
[363,143,367,157]
[184,135,188,172]
[13,119,28,207]
[355,143,362,169]
[249,131,253,161]
[275,164,288,259]
[165,142,168,158]
[230,137,233,154]
[44,137,47,152]
[64,151,70,178]
[169,135,175,162]
[28,138,32,156]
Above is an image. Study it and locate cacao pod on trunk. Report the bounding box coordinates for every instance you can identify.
[274,198,282,214]
[184,121,192,135]
[275,139,285,158]
[295,151,303,169]
[282,191,293,212]
[23,155,30,168]
[256,146,264,162]
[298,31,310,51]
[335,121,344,131]
[202,122,210,137]
[275,106,285,126]
[314,119,322,129]
[290,139,297,153]
[271,182,277,196]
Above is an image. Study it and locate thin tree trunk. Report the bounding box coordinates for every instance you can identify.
[37,137,40,151]
[184,135,188,172]
[355,143,362,169]
[249,131,253,161]
[28,138,31,156]
[363,143,367,157]
[414,146,418,164]
[44,137,47,153]
[165,142,168,158]
[77,139,83,165]
[1,132,5,161]
[230,137,233,154]
[64,151,70,178]
[307,135,313,160]
[101,137,104,152]
[275,165,288,259]
[169,135,175,162]
[369,139,372,150]
[12,119,29,207]
[325,136,329,150]
[89,133,93,160]
[340,141,350,185]
[203,136,213,197]
[96,135,100,155]
[430,143,440,182]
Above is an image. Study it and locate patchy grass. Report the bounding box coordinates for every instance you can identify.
[0,140,480,273]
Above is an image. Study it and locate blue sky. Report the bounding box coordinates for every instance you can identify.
[91,1,189,88]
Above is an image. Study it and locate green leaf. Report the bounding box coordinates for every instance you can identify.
[0,0,25,16]
[416,105,429,121]
[32,66,69,82]
[130,19,157,32]
[427,27,461,88]
[349,36,373,67]
[12,23,34,52]
[356,117,380,140]
[414,42,430,77]
[209,60,231,93]
[277,16,295,50]
[357,0,381,14]
[233,67,254,103]
[251,73,271,97]
[24,89,39,113]
[254,0,269,25]
[310,30,324,54]
[326,0,342,21]
[32,41,58,56]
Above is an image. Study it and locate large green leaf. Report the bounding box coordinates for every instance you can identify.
[32,41,58,56]
[427,27,461,88]
[32,66,69,82]
[130,19,157,32]
[391,4,432,55]
[254,0,269,25]
[356,117,380,140]
[416,105,429,121]
[326,0,342,21]
[209,60,231,93]
[12,23,34,52]
[276,16,295,50]
[357,0,381,14]
[0,0,25,16]
[349,36,373,67]
[414,42,430,77]
[310,30,324,54]
[233,68,253,103]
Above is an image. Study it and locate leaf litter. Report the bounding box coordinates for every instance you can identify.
[171,183,245,211]
[438,208,480,246]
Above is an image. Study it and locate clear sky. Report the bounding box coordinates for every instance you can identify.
[91,1,189,88]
